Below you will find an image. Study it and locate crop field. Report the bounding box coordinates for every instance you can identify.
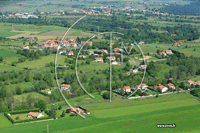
[0,93,199,133]
[0,50,20,58]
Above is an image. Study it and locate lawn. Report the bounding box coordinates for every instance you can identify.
[0,29,23,38]
[0,93,200,133]
[0,115,12,128]
[0,50,20,58]
[10,112,48,121]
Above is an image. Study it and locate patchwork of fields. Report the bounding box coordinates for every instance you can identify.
[0,93,199,133]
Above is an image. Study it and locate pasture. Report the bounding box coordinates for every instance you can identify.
[0,93,199,133]
[0,50,20,58]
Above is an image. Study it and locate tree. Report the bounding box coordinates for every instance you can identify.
[0,57,3,62]
[102,91,113,99]
[62,110,65,117]
[37,100,47,111]
[15,86,22,95]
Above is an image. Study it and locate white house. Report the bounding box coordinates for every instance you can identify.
[89,51,94,55]
[47,91,51,94]
[112,61,118,65]
[132,69,138,73]
[101,49,108,54]
[159,51,167,56]
[116,86,131,93]
[95,57,103,62]
[114,47,122,52]
[138,41,145,45]
[157,84,168,93]
[139,65,147,70]
[136,83,149,91]
[28,112,44,118]
[22,45,29,50]
[60,84,70,91]
[165,50,173,54]
[59,50,66,55]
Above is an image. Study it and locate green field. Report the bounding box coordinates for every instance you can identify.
[0,115,12,128]
[0,50,20,58]
[0,93,199,133]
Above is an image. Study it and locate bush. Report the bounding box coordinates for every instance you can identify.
[9,108,39,115]
[15,116,19,120]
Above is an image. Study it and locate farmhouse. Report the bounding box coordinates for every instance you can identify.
[95,57,103,62]
[114,47,122,52]
[186,80,195,85]
[136,83,149,90]
[132,69,138,73]
[112,52,121,56]
[157,84,168,93]
[89,51,94,55]
[159,51,167,56]
[69,38,76,42]
[101,49,108,54]
[139,65,147,70]
[108,56,116,61]
[173,42,182,46]
[26,37,36,41]
[60,84,70,91]
[171,34,177,36]
[67,107,82,113]
[195,81,200,85]
[167,83,175,89]
[138,41,145,45]
[59,50,66,55]
[70,42,78,47]
[112,61,118,65]
[165,50,173,54]
[68,51,74,56]
[116,37,121,40]
[81,41,93,46]
[28,112,44,118]
[116,86,131,93]
[22,45,29,50]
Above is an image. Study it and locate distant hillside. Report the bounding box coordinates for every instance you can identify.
[161,1,200,15]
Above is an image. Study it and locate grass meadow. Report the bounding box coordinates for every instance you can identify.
[0,93,199,133]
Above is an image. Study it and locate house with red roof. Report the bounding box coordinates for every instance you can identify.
[136,83,149,90]
[28,112,44,118]
[112,61,118,65]
[132,69,138,73]
[22,45,29,50]
[101,49,108,54]
[95,57,103,62]
[60,84,70,91]
[157,84,168,93]
[59,50,66,55]
[116,37,121,40]
[68,51,74,56]
[167,83,175,89]
[89,51,94,55]
[116,86,131,93]
[186,80,195,85]
[195,81,200,85]
[114,47,122,52]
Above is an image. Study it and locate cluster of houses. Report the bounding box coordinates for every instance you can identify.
[116,82,176,94]
[186,80,200,85]
[159,50,173,56]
